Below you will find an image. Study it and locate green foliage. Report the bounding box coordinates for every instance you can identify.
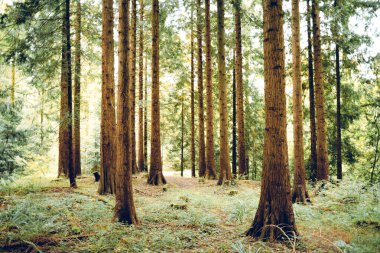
[0,91,29,179]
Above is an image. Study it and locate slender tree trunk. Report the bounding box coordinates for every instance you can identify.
[197,0,206,178]
[148,0,166,185]
[291,0,310,203]
[11,60,15,106]
[58,7,68,178]
[312,0,329,181]
[73,0,82,177]
[370,123,379,184]
[99,0,116,195]
[336,44,342,180]
[216,0,232,185]
[246,0,297,240]
[234,0,246,177]
[130,0,138,174]
[204,0,217,179]
[190,6,196,178]
[62,0,77,188]
[144,54,148,172]
[138,0,145,173]
[114,0,139,224]
[307,0,317,182]
[40,89,44,146]
[232,55,237,177]
[335,0,342,181]
[181,89,184,177]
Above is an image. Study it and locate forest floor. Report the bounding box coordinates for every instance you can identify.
[0,172,379,252]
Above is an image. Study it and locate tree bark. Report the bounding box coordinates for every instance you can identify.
[114,0,139,224]
[130,0,138,174]
[216,0,232,185]
[197,0,206,178]
[73,0,82,177]
[204,0,217,180]
[181,89,184,177]
[62,0,77,188]
[291,0,310,203]
[234,0,246,177]
[307,0,317,182]
[190,6,196,178]
[99,0,116,195]
[58,4,68,179]
[232,54,237,177]
[138,0,145,173]
[11,60,15,106]
[334,0,342,181]
[312,0,329,181]
[246,0,297,240]
[148,0,166,185]
[144,54,148,172]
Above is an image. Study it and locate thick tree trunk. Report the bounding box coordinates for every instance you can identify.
[232,56,237,177]
[114,0,139,224]
[148,0,166,185]
[246,0,297,240]
[216,0,232,185]
[99,0,116,195]
[234,0,246,177]
[335,0,342,181]
[204,0,217,180]
[197,0,206,178]
[73,0,82,177]
[190,6,196,178]
[144,54,148,172]
[291,0,310,203]
[130,0,138,174]
[307,0,317,182]
[138,0,145,173]
[312,0,329,181]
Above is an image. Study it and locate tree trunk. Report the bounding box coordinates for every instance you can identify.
[307,0,317,182]
[232,55,237,177]
[204,0,217,180]
[62,0,77,188]
[216,0,232,185]
[181,89,184,177]
[246,0,297,240]
[148,0,166,185]
[190,6,196,178]
[99,0,116,195]
[138,0,145,173]
[312,0,329,181]
[144,54,148,172]
[234,0,246,177]
[197,0,206,178]
[73,0,82,177]
[370,123,379,184]
[291,0,310,203]
[130,0,138,174]
[11,60,15,106]
[335,0,342,181]
[114,0,139,224]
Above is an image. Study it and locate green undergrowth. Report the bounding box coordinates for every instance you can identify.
[0,175,379,252]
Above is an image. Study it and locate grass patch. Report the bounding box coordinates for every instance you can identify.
[0,175,379,252]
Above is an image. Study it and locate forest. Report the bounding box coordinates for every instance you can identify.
[0,0,379,252]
